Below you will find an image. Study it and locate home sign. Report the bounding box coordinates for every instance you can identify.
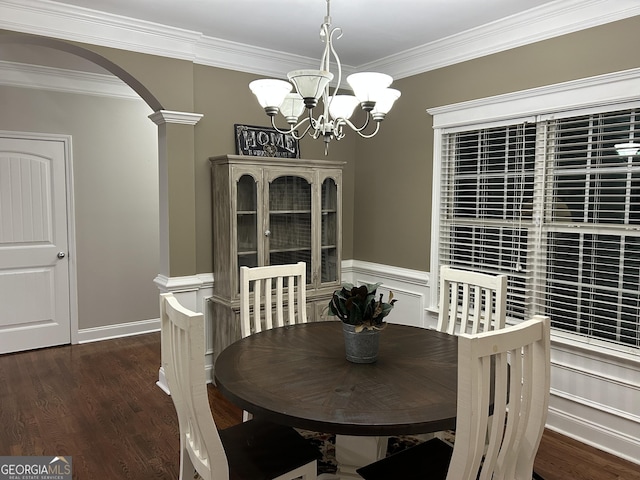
[234,124,300,158]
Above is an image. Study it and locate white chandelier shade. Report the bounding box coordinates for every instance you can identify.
[287,70,334,107]
[249,79,291,112]
[279,93,306,124]
[248,0,401,154]
[346,72,392,107]
[328,95,360,121]
[371,88,402,120]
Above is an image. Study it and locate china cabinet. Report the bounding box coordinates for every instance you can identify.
[209,154,343,366]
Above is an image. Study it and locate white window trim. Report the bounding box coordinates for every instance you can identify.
[427,67,640,363]
[428,68,640,130]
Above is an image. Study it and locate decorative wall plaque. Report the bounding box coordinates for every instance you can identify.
[234,124,300,158]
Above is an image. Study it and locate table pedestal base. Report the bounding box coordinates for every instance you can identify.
[317,435,388,480]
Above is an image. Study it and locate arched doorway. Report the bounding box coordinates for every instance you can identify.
[0,33,163,351]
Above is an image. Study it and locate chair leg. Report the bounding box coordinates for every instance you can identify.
[179,444,197,480]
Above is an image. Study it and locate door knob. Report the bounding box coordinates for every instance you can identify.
[57,252,66,259]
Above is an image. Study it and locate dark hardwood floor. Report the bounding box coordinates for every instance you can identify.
[0,332,637,479]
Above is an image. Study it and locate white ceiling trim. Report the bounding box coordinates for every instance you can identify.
[362,0,640,79]
[1,0,639,81]
[0,0,202,60]
[193,36,339,80]
[0,59,140,99]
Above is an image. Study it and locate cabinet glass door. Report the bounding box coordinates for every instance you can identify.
[321,177,338,283]
[237,174,258,272]
[268,175,312,281]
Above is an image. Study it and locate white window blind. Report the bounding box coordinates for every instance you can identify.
[541,109,640,347]
[440,108,640,349]
[440,122,537,322]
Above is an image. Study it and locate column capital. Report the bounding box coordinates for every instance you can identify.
[149,110,203,126]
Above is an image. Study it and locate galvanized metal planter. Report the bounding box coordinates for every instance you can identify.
[342,323,380,363]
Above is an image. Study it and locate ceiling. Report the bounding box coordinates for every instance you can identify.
[49,0,558,67]
[0,0,638,86]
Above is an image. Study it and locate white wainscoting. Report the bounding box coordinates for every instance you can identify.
[546,339,640,465]
[344,260,640,466]
[154,273,214,393]
[150,263,639,465]
[341,259,433,329]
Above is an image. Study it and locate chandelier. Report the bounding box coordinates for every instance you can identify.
[248,0,401,155]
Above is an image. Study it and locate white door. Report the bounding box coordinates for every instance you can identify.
[0,135,71,354]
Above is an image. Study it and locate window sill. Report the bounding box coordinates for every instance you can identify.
[550,330,640,368]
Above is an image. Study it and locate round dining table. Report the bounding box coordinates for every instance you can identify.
[214,320,458,480]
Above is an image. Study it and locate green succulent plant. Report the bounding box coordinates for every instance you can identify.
[328,282,396,331]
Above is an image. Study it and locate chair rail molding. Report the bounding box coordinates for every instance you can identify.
[344,259,639,466]
[154,273,215,393]
[341,259,432,329]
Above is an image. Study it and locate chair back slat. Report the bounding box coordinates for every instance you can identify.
[447,315,551,480]
[437,266,508,335]
[240,262,307,338]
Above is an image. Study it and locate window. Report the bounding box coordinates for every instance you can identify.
[430,69,640,353]
[439,109,640,349]
[544,110,640,346]
[439,123,536,321]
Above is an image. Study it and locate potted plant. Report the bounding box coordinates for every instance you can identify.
[327,282,396,363]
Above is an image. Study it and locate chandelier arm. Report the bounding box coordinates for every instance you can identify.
[355,121,381,139]
[269,116,313,140]
[324,26,343,120]
[337,113,373,134]
[328,28,343,88]
[309,111,331,138]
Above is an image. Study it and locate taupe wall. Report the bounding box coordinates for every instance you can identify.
[353,15,640,271]
[1,15,639,329]
[0,83,159,330]
[192,64,357,274]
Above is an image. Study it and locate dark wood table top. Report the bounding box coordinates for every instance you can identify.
[214,321,458,436]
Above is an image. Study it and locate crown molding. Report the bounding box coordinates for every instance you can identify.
[194,36,322,80]
[365,0,640,79]
[1,0,639,80]
[0,59,140,99]
[0,0,201,60]
[193,36,358,85]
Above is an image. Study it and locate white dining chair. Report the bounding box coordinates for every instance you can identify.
[240,261,308,337]
[437,265,508,335]
[160,293,319,480]
[357,314,550,480]
[239,262,308,421]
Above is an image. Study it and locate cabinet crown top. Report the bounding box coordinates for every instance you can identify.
[209,154,346,168]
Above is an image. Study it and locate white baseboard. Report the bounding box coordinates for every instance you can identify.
[77,317,160,344]
[156,366,170,395]
[92,265,639,467]
[547,389,640,465]
[546,405,640,466]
